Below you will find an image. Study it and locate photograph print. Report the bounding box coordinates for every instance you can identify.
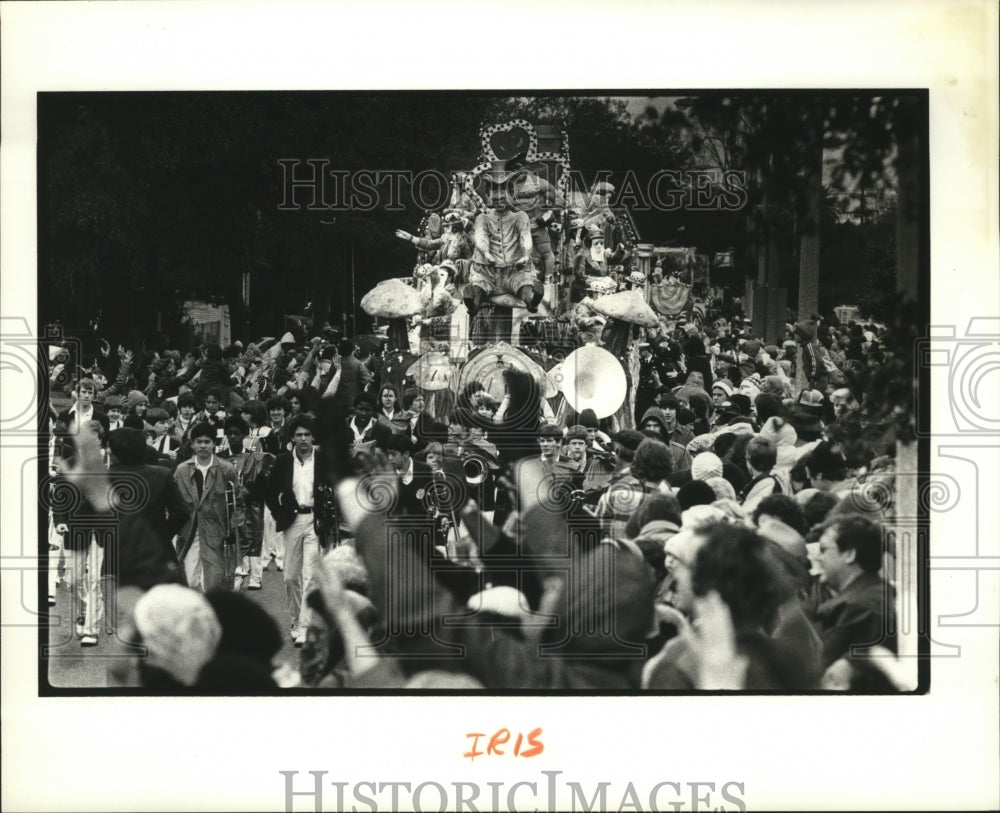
[37,90,928,695]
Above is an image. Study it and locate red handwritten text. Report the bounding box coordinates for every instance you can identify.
[463,728,544,761]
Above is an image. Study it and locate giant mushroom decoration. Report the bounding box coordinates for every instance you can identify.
[360,279,424,352]
[590,289,659,328]
[590,289,659,356]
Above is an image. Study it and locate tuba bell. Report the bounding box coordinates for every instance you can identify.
[558,345,628,419]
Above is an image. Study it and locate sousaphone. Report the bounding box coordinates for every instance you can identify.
[556,345,626,419]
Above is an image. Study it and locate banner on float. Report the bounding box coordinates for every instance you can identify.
[649,279,691,317]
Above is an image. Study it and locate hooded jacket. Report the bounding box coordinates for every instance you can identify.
[640,406,692,470]
[640,406,670,437]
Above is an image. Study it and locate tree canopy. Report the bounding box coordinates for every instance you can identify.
[40,91,918,347]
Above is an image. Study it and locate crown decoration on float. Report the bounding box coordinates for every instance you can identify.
[466,121,572,211]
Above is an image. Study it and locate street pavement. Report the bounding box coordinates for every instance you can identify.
[46,556,299,688]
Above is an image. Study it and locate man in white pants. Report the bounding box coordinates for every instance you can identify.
[265,414,330,647]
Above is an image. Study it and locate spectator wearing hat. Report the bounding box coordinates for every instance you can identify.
[646,397,694,449]
[677,479,717,512]
[675,406,697,437]
[710,379,734,408]
[757,414,800,470]
[691,451,724,482]
[727,393,754,427]
[642,526,710,688]
[640,403,692,472]
[575,408,612,454]
[124,388,149,425]
[699,469,735,501]
[673,372,712,417]
[788,389,826,444]
[813,515,896,669]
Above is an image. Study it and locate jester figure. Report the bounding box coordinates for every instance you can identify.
[464,162,541,317]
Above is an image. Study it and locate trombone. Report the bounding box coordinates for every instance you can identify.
[224,474,242,591]
[316,483,341,551]
[462,448,501,485]
[428,469,463,558]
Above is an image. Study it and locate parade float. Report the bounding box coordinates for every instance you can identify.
[366,120,715,431]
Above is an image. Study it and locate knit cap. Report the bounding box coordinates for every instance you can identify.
[758,415,798,448]
[691,451,724,481]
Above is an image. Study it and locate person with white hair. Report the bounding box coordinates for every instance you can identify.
[130,584,222,686]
